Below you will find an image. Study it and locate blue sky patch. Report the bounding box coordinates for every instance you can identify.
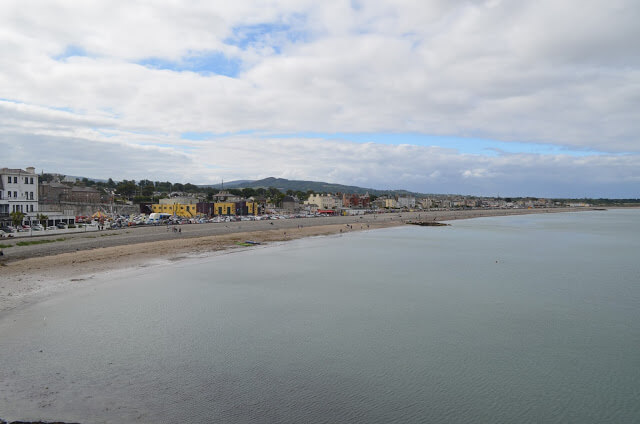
[139,52,240,77]
[181,130,255,140]
[53,45,88,61]
[262,132,606,157]
[226,20,308,53]
[181,132,214,141]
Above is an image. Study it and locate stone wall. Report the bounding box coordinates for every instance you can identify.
[38,202,139,216]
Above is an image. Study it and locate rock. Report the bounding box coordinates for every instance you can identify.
[406,221,450,226]
[8,421,82,424]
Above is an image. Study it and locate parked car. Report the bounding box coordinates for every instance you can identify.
[46,226,57,230]
[56,223,67,229]
[0,226,15,233]
[31,224,44,231]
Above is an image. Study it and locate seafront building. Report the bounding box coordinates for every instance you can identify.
[0,166,39,226]
[1,164,573,227]
[305,193,342,211]
[150,193,259,218]
[397,195,416,209]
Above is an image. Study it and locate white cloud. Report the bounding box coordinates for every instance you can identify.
[4,131,637,198]
[1,0,639,196]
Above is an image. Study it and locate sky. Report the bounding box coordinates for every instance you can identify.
[1,0,639,198]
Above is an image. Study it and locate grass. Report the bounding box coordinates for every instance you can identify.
[15,238,66,246]
[87,232,119,239]
[0,243,12,248]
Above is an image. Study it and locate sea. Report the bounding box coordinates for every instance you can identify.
[1,209,639,423]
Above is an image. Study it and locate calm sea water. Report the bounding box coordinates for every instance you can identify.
[1,210,639,423]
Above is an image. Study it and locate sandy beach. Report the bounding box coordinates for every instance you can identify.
[0,208,584,314]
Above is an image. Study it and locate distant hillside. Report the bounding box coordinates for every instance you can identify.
[201,177,420,197]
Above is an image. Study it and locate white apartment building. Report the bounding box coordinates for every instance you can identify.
[0,167,39,223]
[397,195,416,208]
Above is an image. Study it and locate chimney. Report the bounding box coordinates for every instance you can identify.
[26,166,35,174]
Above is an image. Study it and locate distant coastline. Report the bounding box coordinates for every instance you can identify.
[0,207,599,314]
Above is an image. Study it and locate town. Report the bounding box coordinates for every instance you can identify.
[0,166,619,234]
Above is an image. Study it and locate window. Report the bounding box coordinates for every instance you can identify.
[13,176,17,183]
[30,192,34,200]
[14,191,17,198]
[30,205,34,212]
[7,191,11,198]
[25,177,28,184]
[30,177,34,184]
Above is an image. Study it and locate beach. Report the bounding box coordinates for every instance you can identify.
[0,208,582,314]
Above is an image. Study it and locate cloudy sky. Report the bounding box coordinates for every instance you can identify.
[1,1,638,197]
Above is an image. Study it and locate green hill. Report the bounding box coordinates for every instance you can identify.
[201,177,420,197]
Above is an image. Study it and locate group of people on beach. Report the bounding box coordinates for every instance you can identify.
[166,224,182,233]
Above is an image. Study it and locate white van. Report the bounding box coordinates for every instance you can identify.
[146,213,171,225]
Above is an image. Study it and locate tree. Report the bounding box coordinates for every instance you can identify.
[116,180,137,198]
[40,173,55,183]
[36,213,49,227]
[155,181,172,192]
[138,179,154,188]
[241,187,256,199]
[141,185,155,197]
[183,183,199,193]
[10,211,25,227]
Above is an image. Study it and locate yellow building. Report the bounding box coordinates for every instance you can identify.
[385,198,398,209]
[151,203,198,218]
[212,201,259,216]
[247,201,258,215]
[214,202,236,216]
[151,200,258,218]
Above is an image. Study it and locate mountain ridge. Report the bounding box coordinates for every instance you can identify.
[199,177,422,196]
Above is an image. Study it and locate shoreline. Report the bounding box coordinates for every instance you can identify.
[0,208,592,314]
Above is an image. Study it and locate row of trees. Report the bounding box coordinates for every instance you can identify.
[60,175,324,204]
[8,211,49,228]
[41,174,381,206]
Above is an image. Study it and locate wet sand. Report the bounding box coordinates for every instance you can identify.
[0,208,582,314]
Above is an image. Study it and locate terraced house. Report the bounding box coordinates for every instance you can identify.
[0,166,39,225]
